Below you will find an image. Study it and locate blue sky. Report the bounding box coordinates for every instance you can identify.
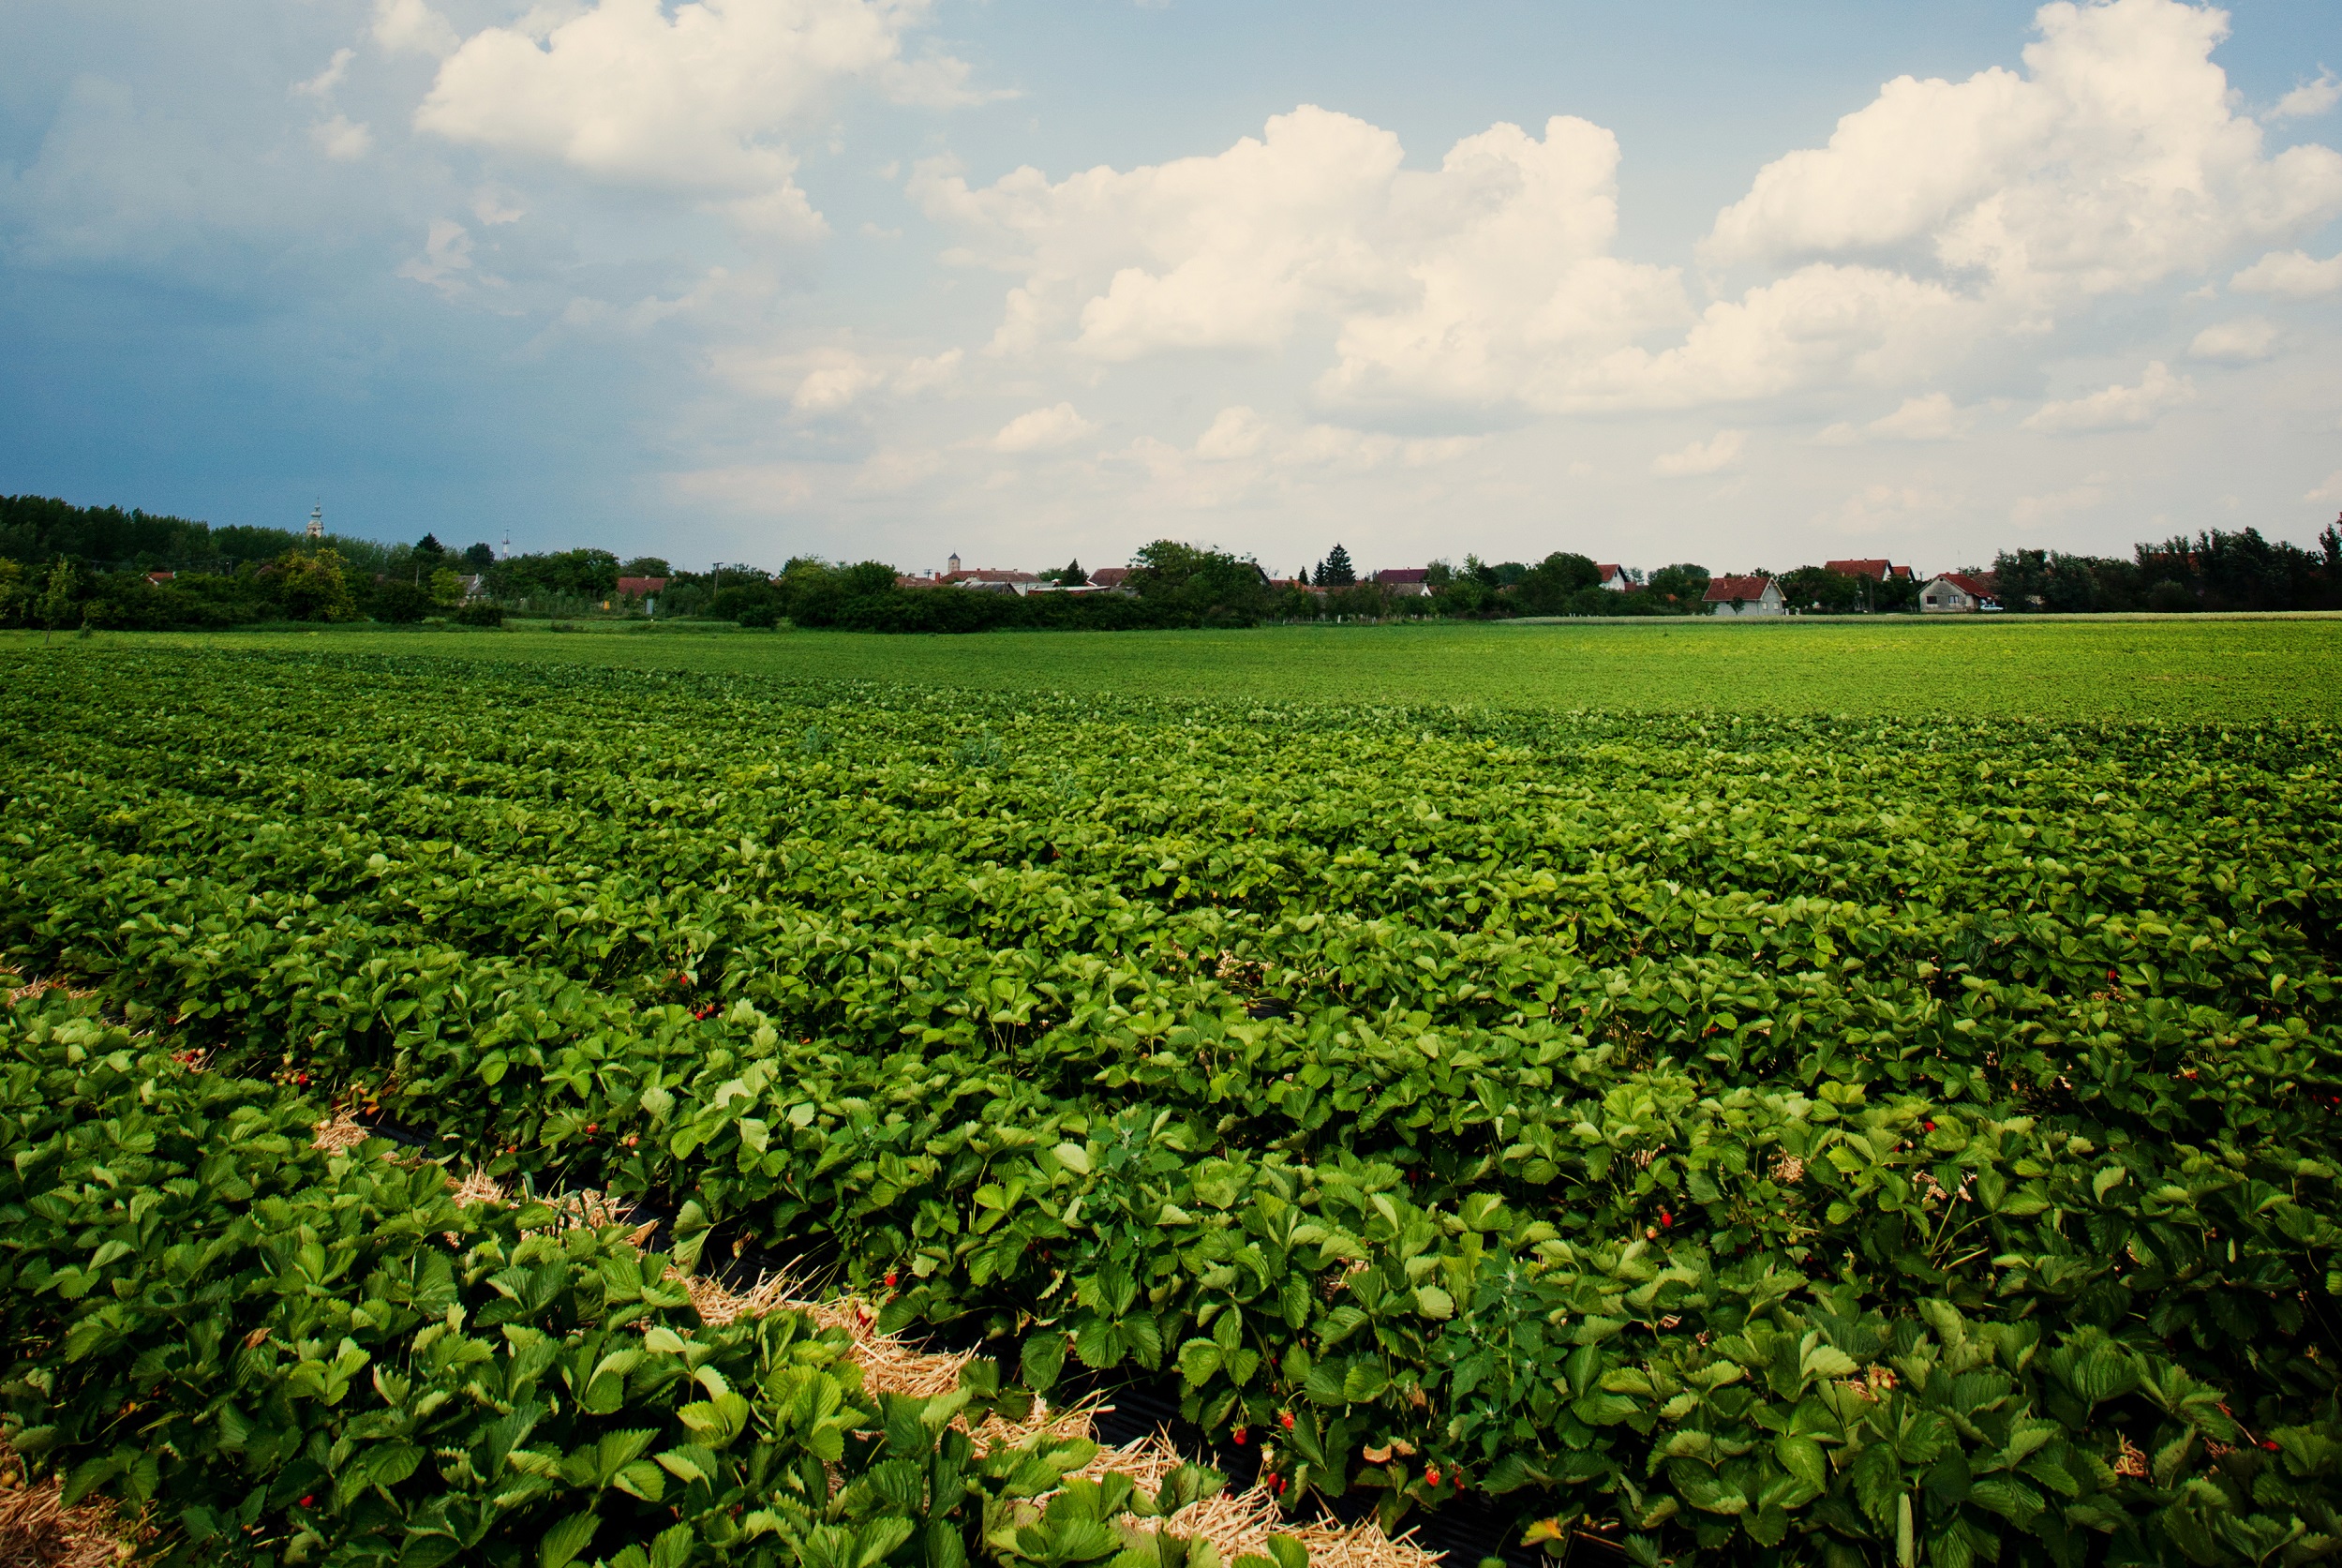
[3,0,2337,578]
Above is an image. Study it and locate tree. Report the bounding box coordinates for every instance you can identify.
[428,567,464,607]
[1513,552,1599,615]
[1316,544,1356,587]
[463,542,497,571]
[412,533,447,564]
[273,548,355,621]
[37,559,76,643]
[1776,566,1861,615]
[1051,560,1089,587]
[371,579,430,623]
[1294,564,1309,587]
[1645,563,1711,611]
[1129,541,1271,624]
[621,556,672,577]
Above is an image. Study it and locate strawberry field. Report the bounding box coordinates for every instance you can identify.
[5,643,2342,1568]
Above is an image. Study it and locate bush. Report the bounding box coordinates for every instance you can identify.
[734,601,782,629]
[453,600,504,627]
[2148,578,2199,613]
[708,584,783,624]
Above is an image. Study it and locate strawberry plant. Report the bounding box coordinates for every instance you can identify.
[3,645,2339,1564]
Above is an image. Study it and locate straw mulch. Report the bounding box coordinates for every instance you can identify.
[1127,1483,1441,1568]
[311,1109,371,1156]
[0,970,97,1008]
[0,1451,142,1568]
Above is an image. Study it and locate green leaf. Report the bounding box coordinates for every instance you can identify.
[1023,1331,1068,1393]
[1775,1435,1826,1494]
[538,1511,601,1568]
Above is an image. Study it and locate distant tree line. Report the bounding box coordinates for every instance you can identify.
[5,491,2338,635]
[1986,528,2342,614]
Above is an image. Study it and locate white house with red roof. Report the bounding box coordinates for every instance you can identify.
[1704,574,1784,617]
[1919,573,2001,613]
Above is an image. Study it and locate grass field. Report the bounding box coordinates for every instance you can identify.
[61,610,2342,720]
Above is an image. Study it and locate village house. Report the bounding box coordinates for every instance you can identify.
[1703,574,1785,617]
[1919,572,2001,613]
[1824,559,1916,584]
[1597,563,1633,591]
[947,568,1043,595]
[1372,567,1431,597]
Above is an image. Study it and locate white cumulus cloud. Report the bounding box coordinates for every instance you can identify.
[2230,248,2342,298]
[918,106,1693,410]
[991,402,1095,453]
[294,49,355,98]
[1651,430,1747,476]
[414,0,974,238]
[1705,0,2342,303]
[1867,392,1977,441]
[2188,317,2277,362]
[374,0,459,58]
[2022,360,2193,432]
[310,115,375,161]
[2274,70,2340,120]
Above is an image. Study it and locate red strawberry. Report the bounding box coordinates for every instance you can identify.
[1231,1427,1247,1445]
[885,1270,899,1288]
[1425,1466,1441,1487]
[1659,1210,1672,1227]
[1279,1411,1294,1429]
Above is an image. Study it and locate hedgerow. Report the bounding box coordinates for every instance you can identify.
[3,644,2340,1566]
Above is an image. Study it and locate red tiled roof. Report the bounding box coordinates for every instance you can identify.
[947,569,1038,584]
[145,571,175,583]
[1702,574,1772,602]
[1086,567,1131,587]
[1936,571,1997,597]
[1375,567,1429,584]
[1824,559,1895,580]
[615,575,669,596]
